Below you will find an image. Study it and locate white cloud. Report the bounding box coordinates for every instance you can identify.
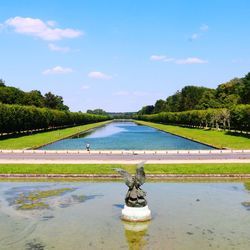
[81,85,90,90]
[47,20,57,27]
[5,16,83,41]
[150,55,174,62]
[43,66,73,75]
[48,43,70,52]
[200,24,209,31]
[150,55,166,61]
[175,57,207,64]
[151,54,207,65]
[88,71,112,80]
[190,33,199,41]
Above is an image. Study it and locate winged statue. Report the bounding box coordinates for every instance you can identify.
[113,162,147,207]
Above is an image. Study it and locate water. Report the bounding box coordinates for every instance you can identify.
[40,122,214,150]
[0,181,249,250]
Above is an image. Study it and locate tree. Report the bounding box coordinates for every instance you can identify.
[0,80,70,110]
[0,86,25,105]
[44,92,69,111]
[24,90,45,107]
[196,89,222,109]
[87,109,107,115]
[216,78,243,107]
[165,91,182,112]
[154,99,166,113]
[240,72,250,104]
[138,105,155,115]
[0,79,5,87]
[179,86,211,111]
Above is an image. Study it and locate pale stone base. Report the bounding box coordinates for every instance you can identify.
[121,205,151,222]
[123,221,150,232]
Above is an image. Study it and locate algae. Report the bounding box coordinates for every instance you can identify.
[241,201,250,208]
[243,182,250,191]
[15,188,73,210]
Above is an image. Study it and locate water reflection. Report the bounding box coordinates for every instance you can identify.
[244,182,250,191]
[41,121,214,150]
[123,221,150,250]
[1,181,250,249]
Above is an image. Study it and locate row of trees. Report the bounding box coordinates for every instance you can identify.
[87,109,107,115]
[138,72,250,114]
[135,105,250,132]
[0,103,110,134]
[0,79,69,111]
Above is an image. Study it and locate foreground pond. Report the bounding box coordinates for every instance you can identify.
[40,122,214,150]
[0,181,249,249]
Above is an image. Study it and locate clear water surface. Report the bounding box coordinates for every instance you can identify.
[0,180,250,249]
[40,122,214,150]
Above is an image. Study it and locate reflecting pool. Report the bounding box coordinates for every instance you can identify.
[40,122,214,150]
[0,181,249,249]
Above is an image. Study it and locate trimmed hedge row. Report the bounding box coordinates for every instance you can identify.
[135,105,250,132]
[0,103,110,133]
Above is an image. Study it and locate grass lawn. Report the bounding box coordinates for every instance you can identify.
[0,163,250,175]
[0,121,110,150]
[135,120,250,149]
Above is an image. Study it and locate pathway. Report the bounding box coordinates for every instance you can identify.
[0,150,250,164]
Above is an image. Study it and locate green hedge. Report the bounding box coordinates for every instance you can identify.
[135,105,250,131]
[0,103,110,133]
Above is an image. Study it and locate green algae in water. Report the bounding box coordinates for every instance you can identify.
[241,201,250,209]
[18,202,49,210]
[25,239,45,250]
[244,182,250,191]
[15,188,74,210]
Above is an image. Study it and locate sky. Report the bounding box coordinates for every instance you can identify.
[0,0,250,112]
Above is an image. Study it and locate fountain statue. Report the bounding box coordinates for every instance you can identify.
[114,162,151,221]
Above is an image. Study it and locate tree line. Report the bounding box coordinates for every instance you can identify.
[0,79,69,111]
[138,72,250,115]
[135,105,250,132]
[0,103,110,134]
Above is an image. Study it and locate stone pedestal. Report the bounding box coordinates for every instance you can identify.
[121,205,151,222]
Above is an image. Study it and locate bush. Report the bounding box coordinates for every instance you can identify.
[0,103,110,133]
[135,105,250,131]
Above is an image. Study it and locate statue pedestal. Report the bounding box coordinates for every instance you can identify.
[121,205,151,222]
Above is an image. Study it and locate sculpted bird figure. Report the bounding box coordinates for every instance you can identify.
[113,162,147,207]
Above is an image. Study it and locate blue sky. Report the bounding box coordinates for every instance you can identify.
[0,0,250,112]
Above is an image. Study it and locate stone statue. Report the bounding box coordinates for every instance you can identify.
[113,162,147,208]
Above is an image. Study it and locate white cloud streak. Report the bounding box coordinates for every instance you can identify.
[43,66,73,75]
[150,55,175,62]
[88,71,112,80]
[150,55,207,64]
[5,16,83,41]
[175,57,207,64]
[190,33,199,41]
[48,43,70,52]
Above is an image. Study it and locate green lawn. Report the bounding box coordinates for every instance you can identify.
[135,120,250,149]
[0,121,110,150]
[0,163,250,174]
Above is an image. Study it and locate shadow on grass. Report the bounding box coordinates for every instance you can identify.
[0,125,76,141]
[0,131,40,140]
[225,131,250,139]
